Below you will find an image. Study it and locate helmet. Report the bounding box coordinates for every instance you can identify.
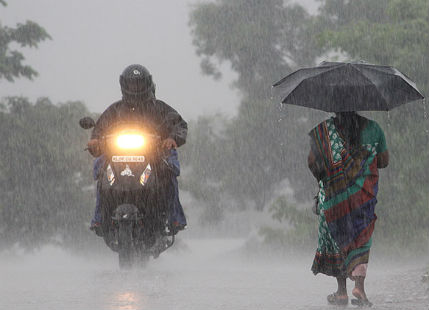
[119,64,155,98]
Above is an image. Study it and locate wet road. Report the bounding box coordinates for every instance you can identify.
[1,239,428,310]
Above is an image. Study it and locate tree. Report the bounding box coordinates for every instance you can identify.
[0,97,95,250]
[317,0,428,94]
[0,1,51,81]
[180,115,231,223]
[191,0,319,99]
[188,0,323,212]
[0,2,90,251]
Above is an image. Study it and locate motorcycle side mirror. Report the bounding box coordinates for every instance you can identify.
[79,117,96,129]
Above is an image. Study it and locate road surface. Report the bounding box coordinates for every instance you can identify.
[1,238,427,309]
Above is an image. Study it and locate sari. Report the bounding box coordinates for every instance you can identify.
[310,118,379,278]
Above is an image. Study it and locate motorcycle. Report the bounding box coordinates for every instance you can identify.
[79,117,175,268]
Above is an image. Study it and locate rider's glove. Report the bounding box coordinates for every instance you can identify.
[162,137,177,150]
[87,139,102,157]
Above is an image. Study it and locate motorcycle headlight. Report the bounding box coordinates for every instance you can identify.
[116,134,144,149]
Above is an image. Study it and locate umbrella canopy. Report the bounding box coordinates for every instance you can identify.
[272,61,425,112]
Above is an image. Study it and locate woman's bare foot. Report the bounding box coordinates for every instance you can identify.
[326,277,349,305]
[327,292,348,305]
[352,287,372,307]
[352,287,367,300]
[353,276,368,300]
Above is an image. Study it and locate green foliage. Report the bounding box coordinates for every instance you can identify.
[180,115,231,223]
[187,0,323,216]
[318,0,428,94]
[0,97,94,250]
[0,1,51,81]
[259,197,317,250]
[190,0,318,98]
[373,111,429,253]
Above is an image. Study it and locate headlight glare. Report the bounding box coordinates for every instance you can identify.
[116,134,144,149]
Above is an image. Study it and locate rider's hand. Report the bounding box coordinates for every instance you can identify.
[87,138,102,157]
[162,138,177,150]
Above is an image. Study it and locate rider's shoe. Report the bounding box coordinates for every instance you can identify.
[172,221,187,233]
[166,221,187,236]
[174,223,187,232]
[90,222,103,237]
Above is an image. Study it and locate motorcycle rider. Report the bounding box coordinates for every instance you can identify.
[87,64,187,235]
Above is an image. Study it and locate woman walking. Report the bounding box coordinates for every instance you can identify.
[308,112,389,306]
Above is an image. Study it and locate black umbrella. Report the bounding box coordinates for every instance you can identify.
[272,61,424,112]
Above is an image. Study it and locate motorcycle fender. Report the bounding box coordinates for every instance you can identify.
[112,204,139,221]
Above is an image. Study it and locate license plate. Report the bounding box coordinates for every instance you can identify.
[112,156,145,162]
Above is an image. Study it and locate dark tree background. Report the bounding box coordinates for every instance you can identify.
[0,2,94,250]
[0,98,94,250]
[183,0,323,221]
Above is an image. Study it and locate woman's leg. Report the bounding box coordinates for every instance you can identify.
[351,264,373,306]
[351,276,373,306]
[336,277,347,296]
[352,277,368,301]
[353,276,368,300]
[327,277,348,305]
[351,264,369,300]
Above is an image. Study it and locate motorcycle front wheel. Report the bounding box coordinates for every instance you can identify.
[118,221,134,269]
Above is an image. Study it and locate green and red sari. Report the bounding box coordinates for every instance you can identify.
[310,117,380,278]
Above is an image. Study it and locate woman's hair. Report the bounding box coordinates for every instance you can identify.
[334,112,366,149]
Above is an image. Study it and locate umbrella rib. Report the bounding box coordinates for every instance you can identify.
[350,64,390,111]
[356,65,424,103]
[273,63,343,87]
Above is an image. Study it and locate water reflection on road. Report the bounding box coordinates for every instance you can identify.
[0,239,427,310]
[112,292,142,310]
